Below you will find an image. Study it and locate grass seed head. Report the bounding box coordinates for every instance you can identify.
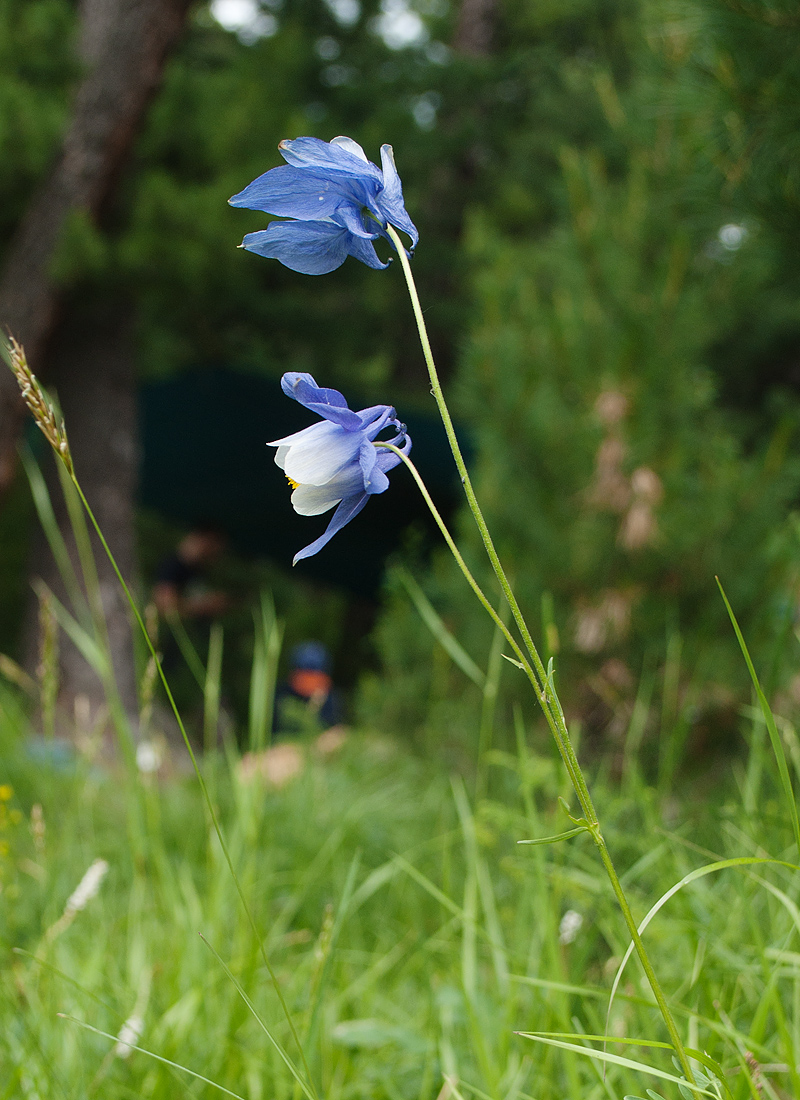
[4,334,73,476]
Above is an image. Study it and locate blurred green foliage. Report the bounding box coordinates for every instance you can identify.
[361,0,800,744]
[0,0,75,240]
[1,0,800,746]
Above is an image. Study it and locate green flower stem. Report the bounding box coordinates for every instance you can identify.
[63,470,318,1100]
[386,235,547,675]
[385,232,587,797]
[389,223,592,801]
[386,228,694,1086]
[377,444,541,687]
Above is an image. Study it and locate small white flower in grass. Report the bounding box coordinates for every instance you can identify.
[558,909,583,945]
[46,858,109,941]
[113,1014,144,1060]
[65,858,109,914]
[110,970,151,1064]
[136,739,161,774]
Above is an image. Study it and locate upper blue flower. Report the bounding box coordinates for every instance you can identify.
[230,136,418,275]
[269,372,411,563]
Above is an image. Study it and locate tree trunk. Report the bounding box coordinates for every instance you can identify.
[1,0,192,741]
[452,0,495,57]
[25,304,140,743]
[0,0,192,497]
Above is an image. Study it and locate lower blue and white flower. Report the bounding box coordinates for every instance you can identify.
[270,373,411,563]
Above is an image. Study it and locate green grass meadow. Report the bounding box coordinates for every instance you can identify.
[2,663,800,1100]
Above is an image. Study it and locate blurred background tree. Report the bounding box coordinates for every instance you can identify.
[0,0,194,726]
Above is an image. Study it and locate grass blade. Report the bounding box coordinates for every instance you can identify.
[31,579,109,678]
[717,577,800,854]
[199,936,316,1100]
[605,856,790,1045]
[20,445,86,620]
[396,566,486,688]
[515,1034,719,1097]
[165,608,206,689]
[58,1015,247,1099]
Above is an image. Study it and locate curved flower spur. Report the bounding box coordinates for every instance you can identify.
[230,136,418,274]
[271,373,411,563]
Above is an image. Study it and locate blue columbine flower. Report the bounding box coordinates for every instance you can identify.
[230,136,418,275]
[270,372,411,563]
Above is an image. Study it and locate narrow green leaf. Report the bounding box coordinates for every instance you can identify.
[526,1034,727,1087]
[393,853,464,919]
[605,855,792,1056]
[717,577,800,853]
[517,827,588,846]
[166,609,207,689]
[32,580,108,677]
[199,936,315,1100]
[396,566,486,687]
[58,1015,247,1099]
[20,445,86,619]
[515,1034,718,1097]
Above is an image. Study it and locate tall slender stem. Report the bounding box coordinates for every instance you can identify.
[387,230,695,1085]
[386,228,593,812]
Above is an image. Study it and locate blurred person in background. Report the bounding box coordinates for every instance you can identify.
[148,523,233,753]
[274,640,343,734]
[153,523,229,620]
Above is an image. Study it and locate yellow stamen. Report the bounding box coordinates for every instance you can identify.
[286,476,300,490]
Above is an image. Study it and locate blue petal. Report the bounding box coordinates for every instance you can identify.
[230,164,373,220]
[279,137,382,183]
[360,405,398,438]
[293,493,370,564]
[358,437,378,489]
[377,145,419,248]
[281,373,362,430]
[241,222,350,275]
[367,466,390,494]
[334,202,381,240]
[359,438,391,494]
[356,405,389,426]
[374,432,412,473]
[330,135,370,161]
[344,232,391,270]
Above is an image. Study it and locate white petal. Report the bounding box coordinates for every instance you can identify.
[283,423,361,486]
[290,462,366,515]
[291,484,344,516]
[274,445,290,470]
[268,422,329,449]
[331,135,368,162]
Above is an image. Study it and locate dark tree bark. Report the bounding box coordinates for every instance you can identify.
[452,0,495,57]
[1,0,192,738]
[25,305,141,739]
[0,0,192,497]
